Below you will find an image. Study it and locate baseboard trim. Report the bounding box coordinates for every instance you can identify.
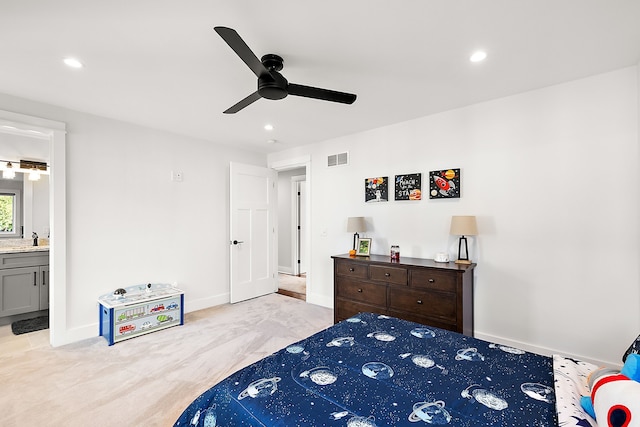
[306,292,332,309]
[474,330,620,368]
[51,323,97,347]
[184,293,229,313]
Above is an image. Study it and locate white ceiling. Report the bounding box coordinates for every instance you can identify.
[1,1,639,154]
[0,132,49,163]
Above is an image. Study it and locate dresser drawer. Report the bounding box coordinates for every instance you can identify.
[336,278,386,306]
[369,265,407,285]
[410,269,456,292]
[388,288,456,321]
[335,298,387,322]
[387,310,456,332]
[335,260,368,279]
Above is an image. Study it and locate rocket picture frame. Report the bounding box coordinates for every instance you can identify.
[429,168,461,199]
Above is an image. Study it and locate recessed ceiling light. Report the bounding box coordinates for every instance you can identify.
[264,124,274,131]
[63,57,84,68]
[470,51,487,63]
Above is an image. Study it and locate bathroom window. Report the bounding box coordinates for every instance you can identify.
[0,190,21,237]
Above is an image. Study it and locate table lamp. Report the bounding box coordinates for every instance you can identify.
[347,217,366,256]
[450,216,477,264]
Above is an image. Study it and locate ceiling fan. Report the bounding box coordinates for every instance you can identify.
[214,26,357,114]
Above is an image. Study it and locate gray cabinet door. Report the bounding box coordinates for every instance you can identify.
[0,267,40,317]
[39,266,49,310]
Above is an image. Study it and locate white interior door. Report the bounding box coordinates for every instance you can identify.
[230,162,277,303]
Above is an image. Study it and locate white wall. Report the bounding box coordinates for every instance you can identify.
[269,66,640,366]
[29,175,49,238]
[0,93,266,344]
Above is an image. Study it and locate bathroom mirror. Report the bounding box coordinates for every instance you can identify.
[0,131,49,241]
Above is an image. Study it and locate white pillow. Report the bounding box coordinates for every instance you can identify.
[553,354,598,427]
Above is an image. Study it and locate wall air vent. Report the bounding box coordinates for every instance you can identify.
[327,152,349,167]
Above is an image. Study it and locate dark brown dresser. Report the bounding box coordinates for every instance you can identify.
[332,254,476,336]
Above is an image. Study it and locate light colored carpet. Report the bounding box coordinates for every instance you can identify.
[0,293,332,427]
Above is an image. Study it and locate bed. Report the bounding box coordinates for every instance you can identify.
[175,312,601,426]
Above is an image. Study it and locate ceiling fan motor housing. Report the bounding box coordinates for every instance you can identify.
[258,54,288,100]
[258,70,288,100]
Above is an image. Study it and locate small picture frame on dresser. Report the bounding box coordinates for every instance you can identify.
[356,238,371,256]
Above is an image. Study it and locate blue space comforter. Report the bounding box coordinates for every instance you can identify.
[175,312,557,426]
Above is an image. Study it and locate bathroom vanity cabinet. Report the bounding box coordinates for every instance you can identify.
[0,251,49,318]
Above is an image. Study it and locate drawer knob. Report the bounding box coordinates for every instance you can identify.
[417,300,423,304]
[385,273,391,277]
[349,268,355,272]
[428,278,435,283]
[357,288,363,293]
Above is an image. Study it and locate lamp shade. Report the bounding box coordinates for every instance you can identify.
[450,216,478,236]
[347,217,366,233]
[28,169,41,181]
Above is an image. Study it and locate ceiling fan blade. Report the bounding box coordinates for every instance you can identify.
[214,26,272,80]
[223,91,262,114]
[288,83,357,105]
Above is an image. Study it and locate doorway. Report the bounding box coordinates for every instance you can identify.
[275,167,306,300]
[271,157,310,302]
[0,110,66,347]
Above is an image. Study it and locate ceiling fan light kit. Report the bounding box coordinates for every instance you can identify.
[214,26,357,114]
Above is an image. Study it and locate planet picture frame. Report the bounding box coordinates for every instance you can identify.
[356,237,372,256]
[429,168,460,199]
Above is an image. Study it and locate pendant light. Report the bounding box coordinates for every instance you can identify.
[3,162,16,179]
[28,168,41,181]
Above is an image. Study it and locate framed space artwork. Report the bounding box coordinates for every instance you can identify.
[429,168,461,199]
[365,177,388,202]
[394,173,422,200]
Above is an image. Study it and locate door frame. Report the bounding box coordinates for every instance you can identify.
[0,109,66,347]
[290,174,305,276]
[270,156,311,294]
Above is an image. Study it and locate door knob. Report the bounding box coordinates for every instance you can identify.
[231,240,244,245]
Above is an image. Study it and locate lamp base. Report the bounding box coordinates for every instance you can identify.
[455,259,472,265]
[349,249,356,257]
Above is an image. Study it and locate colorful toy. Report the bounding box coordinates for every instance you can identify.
[580,353,640,426]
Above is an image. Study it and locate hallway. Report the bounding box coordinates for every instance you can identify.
[277,273,306,301]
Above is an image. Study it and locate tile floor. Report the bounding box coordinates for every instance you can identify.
[0,322,50,355]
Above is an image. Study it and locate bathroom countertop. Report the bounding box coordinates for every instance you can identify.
[0,239,50,254]
[0,245,49,254]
